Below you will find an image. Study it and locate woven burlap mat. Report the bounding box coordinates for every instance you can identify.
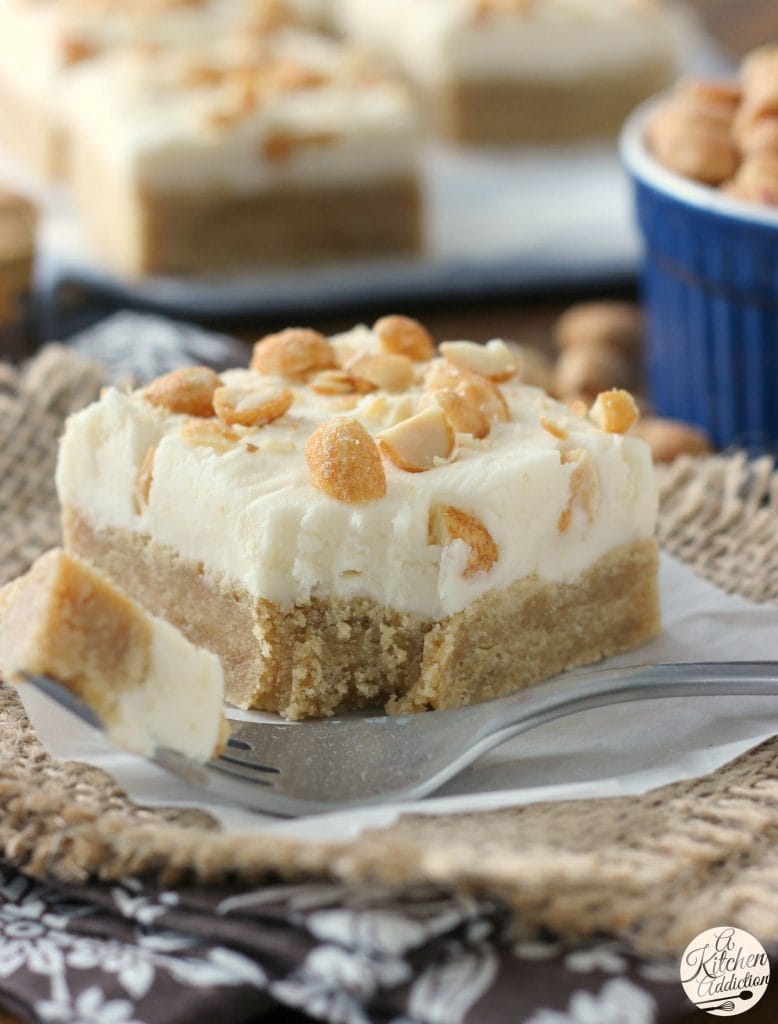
[2,346,778,957]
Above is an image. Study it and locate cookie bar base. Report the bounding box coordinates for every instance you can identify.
[436,60,673,143]
[63,507,660,719]
[0,548,152,721]
[69,139,423,276]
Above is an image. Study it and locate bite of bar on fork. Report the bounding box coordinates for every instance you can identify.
[0,548,228,763]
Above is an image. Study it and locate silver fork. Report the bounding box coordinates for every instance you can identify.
[27,662,778,817]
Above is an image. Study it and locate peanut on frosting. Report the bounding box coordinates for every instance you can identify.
[557,449,600,534]
[425,363,510,424]
[305,417,386,503]
[309,369,356,396]
[251,327,335,379]
[213,384,293,427]
[185,16,349,135]
[373,314,435,362]
[439,339,517,382]
[345,352,415,393]
[261,129,340,162]
[139,318,667,526]
[377,407,455,473]
[429,506,498,577]
[134,445,156,510]
[589,389,640,434]
[179,418,240,452]
[471,0,535,21]
[539,416,568,441]
[144,366,221,417]
[423,389,490,439]
[60,35,98,66]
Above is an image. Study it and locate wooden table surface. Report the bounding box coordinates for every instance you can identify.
[3,4,778,1024]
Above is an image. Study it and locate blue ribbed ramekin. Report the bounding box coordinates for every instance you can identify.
[621,99,778,452]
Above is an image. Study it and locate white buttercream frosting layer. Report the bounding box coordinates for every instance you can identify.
[57,326,657,621]
[61,28,420,191]
[110,616,225,761]
[335,0,681,86]
[0,0,247,99]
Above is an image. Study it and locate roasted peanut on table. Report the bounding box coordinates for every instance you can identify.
[631,417,714,463]
[552,301,642,402]
[548,300,715,463]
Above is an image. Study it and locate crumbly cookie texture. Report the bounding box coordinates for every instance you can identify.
[57,316,660,719]
[0,549,227,760]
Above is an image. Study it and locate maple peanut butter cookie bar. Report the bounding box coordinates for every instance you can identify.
[56,316,660,720]
[0,0,422,276]
[60,22,422,276]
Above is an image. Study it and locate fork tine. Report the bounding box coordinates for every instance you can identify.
[23,673,103,730]
[216,753,280,775]
[210,760,275,786]
[155,746,320,816]
[209,765,276,786]
[24,661,778,818]
[226,737,252,750]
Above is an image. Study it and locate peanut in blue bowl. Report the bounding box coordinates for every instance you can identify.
[620,96,778,452]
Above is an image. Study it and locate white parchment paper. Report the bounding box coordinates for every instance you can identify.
[18,553,778,844]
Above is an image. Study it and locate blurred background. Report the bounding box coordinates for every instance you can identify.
[0,0,777,452]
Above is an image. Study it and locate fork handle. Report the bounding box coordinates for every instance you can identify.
[469,661,778,756]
